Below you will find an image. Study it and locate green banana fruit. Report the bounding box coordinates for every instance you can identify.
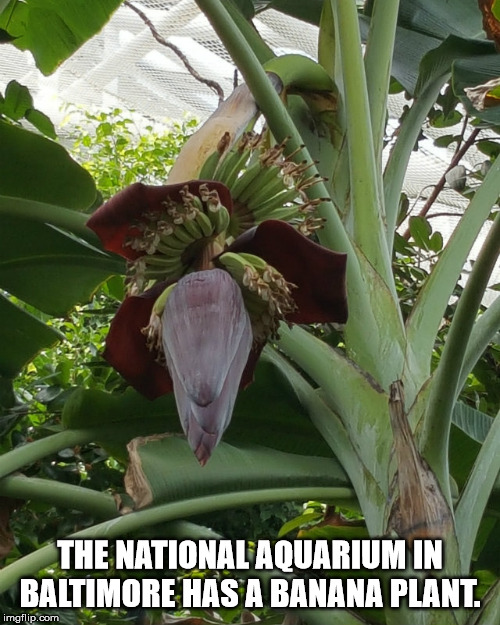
[207,204,231,235]
[182,214,205,240]
[171,222,196,245]
[238,253,268,271]
[250,187,300,220]
[217,251,253,284]
[152,282,178,316]
[231,160,266,202]
[158,232,188,252]
[195,210,215,238]
[213,133,258,188]
[244,165,285,208]
[197,131,230,179]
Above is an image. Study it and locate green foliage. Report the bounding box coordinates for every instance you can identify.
[66,108,198,201]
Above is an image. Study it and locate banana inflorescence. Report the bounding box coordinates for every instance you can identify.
[125,183,230,293]
[217,251,297,343]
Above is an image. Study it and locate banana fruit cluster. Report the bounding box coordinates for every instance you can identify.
[126,183,230,293]
[200,132,325,238]
[217,251,297,343]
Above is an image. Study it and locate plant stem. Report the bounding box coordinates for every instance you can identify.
[220,0,275,64]
[422,213,500,496]
[0,475,118,519]
[332,0,394,292]
[364,0,400,167]
[275,326,392,528]
[0,429,99,480]
[317,0,337,79]
[263,347,387,535]
[0,486,352,592]
[384,78,447,251]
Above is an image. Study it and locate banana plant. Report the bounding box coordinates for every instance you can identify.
[1,1,500,625]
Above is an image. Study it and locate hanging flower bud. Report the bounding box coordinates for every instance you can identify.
[161,269,253,465]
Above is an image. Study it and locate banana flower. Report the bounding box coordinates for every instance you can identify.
[87,181,347,463]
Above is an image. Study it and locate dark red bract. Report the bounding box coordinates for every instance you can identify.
[221,219,348,325]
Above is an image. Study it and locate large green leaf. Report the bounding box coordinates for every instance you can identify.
[0,293,62,378]
[125,435,349,507]
[452,401,494,443]
[397,0,484,40]
[0,212,123,316]
[0,0,122,75]
[414,36,493,97]
[0,121,96,209]
[62,359,333,459]
[363,0,497,103]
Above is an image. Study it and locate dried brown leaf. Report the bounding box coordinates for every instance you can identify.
[387,381,453,543]
[464,77,500,109]
[124,433,173,508]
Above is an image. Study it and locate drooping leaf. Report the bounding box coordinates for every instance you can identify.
[0,213,123,316]
[397,0,485,41]
[24,108,56,139]
[454,54,500,123]
[124,434,348,508]
[452,401,494,443]
[415,36,493,98]
[0,121,96,209]
[61,355,335,472]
